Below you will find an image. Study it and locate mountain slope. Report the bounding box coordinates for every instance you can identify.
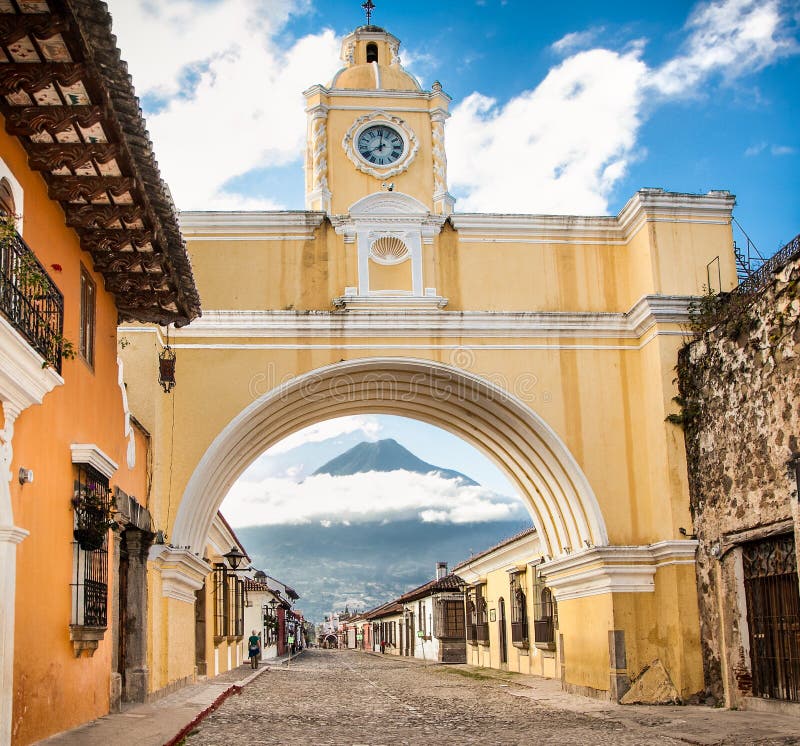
[238,518,531,623]
[312,438,478,485]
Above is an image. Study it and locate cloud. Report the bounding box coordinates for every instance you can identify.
[263,415,383,456]
[745,141,796,156]
[106,0,341,209]
[222,469,528,527]
[650,0,798,97]
[551,28,605,55]
[448,0,799,214]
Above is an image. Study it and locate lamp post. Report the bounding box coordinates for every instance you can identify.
[223,545,246,571]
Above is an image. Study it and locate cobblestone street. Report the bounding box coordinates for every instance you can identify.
[183,650,800,746]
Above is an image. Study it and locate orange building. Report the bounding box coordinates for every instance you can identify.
[0,3,199,744]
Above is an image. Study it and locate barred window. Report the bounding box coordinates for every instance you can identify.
[79,264,95,366]
[510,572,529,645]
[475,584,489,643]
[70,464,110,628]
[213,565,229,638]
[435,598,465,639]
[532,567,556,646]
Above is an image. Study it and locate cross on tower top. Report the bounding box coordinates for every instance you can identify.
[361,0,375,25]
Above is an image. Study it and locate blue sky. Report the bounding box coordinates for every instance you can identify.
[105,0,799,256]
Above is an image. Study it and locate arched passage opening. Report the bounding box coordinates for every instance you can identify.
[172,357,608,560]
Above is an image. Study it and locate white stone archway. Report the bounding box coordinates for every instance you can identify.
[171,357,608,559]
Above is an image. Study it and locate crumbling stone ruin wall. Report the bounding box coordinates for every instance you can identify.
[676,247,800,706]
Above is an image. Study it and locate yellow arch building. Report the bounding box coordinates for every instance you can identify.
[122,24,738,701]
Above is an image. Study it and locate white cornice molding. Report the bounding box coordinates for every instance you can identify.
[541,540,698,601]
[179,211,325,239]
[452,189,734,245]
[0,316,63,413]
[453,532,541,581]
[304,83,447,102]
[149,546,210,604]
[70,444,119,479]
[332,294,449,310]
[0,525,29,545]
[153,295,692,340]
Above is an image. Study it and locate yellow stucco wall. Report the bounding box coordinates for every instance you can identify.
[119,26,738,703]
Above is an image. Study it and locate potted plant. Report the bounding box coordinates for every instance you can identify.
[72,483,117,551]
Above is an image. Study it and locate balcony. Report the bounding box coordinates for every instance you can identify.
[0,228,64,372]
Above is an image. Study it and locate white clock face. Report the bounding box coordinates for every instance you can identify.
[356,125,405,167]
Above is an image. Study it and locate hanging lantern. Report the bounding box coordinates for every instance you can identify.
[158,344,176,393]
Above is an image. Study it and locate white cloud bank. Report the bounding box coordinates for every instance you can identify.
[106,0,798,214]
[448,0,798,213]
[222,469,528,528]
[106,0,341,209]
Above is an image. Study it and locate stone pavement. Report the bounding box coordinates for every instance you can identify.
[35,654,299,746]
[184,650,800,746]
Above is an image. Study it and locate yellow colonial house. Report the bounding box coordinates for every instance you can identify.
[119,21,739,705]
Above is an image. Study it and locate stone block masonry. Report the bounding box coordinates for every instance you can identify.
[676,239,800,707]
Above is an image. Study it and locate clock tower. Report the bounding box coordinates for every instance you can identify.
[303,25,454,216]
[303,24,454,307]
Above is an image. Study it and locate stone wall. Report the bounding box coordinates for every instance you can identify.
[676,244,800,706]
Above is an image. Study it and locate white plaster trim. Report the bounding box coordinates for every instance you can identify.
[172,357,608,559]
[149,546,209,604]
[304,85,439,100]
[332,294,448,310]
[454,532,541,581]
[342,111,419,179]
[0,525,28,544]
[133,295,692,340]
[70,443,119,479]
[0,314,64,413]
[0,156,24,236]
[179,211,325,236]
[541,541,698,601]
[117,357,136,470]
[451,189,734,244]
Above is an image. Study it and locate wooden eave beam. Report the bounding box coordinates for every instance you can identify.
[4,105,104,137]
[45,175,135,202]
[0,61,86,96]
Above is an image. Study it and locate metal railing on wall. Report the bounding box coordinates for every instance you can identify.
[0,228,64,372]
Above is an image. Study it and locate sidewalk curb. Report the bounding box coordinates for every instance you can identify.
[162,664,270,746]
[280,649,306,666]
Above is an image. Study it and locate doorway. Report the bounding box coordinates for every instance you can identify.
[743,534,800,701]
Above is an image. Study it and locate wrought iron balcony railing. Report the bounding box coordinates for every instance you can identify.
[0,228,64,372]
[476,622,489,643]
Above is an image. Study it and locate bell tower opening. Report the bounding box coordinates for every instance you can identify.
[366,42,378,63]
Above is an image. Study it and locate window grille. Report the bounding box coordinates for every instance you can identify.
[532,567,556,647]
[71,464,110,628]
[435,597,465,639]
[475,585,489,643]
[743,534,800,701]
[233,577,244,637]
[510,572,529,646]
[79,264,95,366]
[213,564,229,638]
[465,593,477,643]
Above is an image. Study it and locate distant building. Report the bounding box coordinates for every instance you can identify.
[454,528,556,678]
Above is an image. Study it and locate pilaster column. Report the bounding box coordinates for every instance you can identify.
[0,404,27,746]
[123,529,153,702]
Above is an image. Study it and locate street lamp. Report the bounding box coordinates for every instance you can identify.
[223,545,246,571]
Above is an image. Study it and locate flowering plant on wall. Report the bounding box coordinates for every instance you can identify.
[71,470,117,551]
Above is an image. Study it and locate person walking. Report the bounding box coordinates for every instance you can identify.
[248,629,261,669]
